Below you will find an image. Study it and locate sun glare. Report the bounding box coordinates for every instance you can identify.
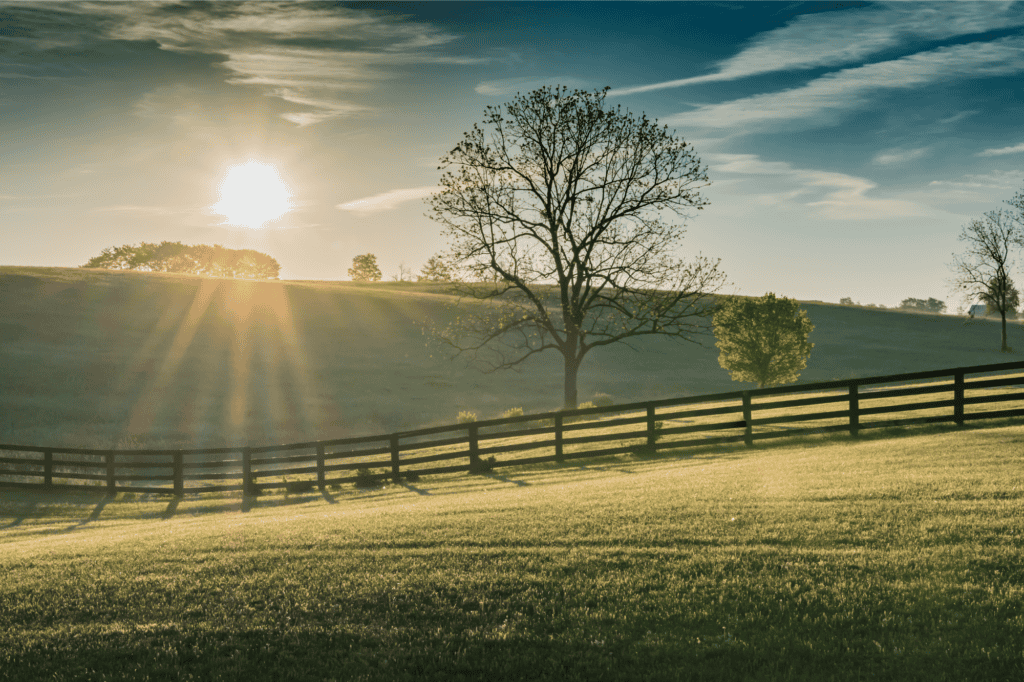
[213,160,292,229]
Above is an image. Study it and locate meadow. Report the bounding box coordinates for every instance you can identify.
[2,266,1022,452]
[2,422,1023,680]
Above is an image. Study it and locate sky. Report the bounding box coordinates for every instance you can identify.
[2,1,1024,309]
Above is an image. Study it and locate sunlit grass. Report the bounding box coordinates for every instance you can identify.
[2,425,1023,680]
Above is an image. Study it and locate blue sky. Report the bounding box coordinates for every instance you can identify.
[2,1,1024,309]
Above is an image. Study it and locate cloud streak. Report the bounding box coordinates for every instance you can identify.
[37,1,477,126]
[664,37,1024,132]
[611,3,1024,96]
[709,153,934,220]
[978,143,1024,157]
[337,186,438,215]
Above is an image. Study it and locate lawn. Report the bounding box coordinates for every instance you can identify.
[2,266,1023,451]
[2,424,1023,680]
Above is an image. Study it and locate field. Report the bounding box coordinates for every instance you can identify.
[2,423,1023,680]
[2,266,1022,451]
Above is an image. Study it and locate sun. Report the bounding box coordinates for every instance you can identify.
[213,160,292,229]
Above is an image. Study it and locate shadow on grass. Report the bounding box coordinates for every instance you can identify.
[161,498,179,520]
[482,472,529,487]
[320,488,339,504]
[59,498,107,533]
[396,480,431,496]
[0,501,36,529]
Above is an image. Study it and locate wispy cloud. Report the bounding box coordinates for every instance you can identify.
[709,153,933,220]
[475,77,590,97]
[337,186,438,215]
[91,204,177,216]
[664,37,1024,132]
[611,3,1024,96]
[928,170,1024,192]
[38,1,478,126]
[873,148,929,165]
[978,142,1024,157]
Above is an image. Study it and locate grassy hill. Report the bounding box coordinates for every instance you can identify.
[2,425,1022,680]
[1,266,1020,449]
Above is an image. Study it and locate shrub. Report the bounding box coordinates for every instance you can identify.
[593,393,614,408]
[285,479,315,494]
[500,407,524,420]
[468,455,496,474]
[354,467,382,489]
[457,411,477,424]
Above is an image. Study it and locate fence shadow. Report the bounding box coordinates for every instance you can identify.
[59,498,107,533]
[0,501,36,529]
[161,497,180,519]
[397,480,431,496]
[482,472,529,487]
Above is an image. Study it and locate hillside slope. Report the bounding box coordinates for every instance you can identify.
[1,266,1019,448]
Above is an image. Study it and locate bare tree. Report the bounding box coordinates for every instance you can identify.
[949,209,1022,352]
[426,86,726,408]
[391,263,413,282]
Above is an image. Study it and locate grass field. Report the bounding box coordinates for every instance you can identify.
[2,266,1023,451]
[2,423,1023,680]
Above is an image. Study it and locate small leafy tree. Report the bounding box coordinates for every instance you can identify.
[713,293,814,389]
[417,254,453,282]
[839,297,855,306]
[982,274,1019,319]
[348,253,382,282]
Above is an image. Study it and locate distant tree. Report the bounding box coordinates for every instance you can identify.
[391,263,413,282]
[417,254,453,283]
[348,253,382,282]
[713,293,814,389]
[949,209,1022,352]
[426,85,725,408]
[899,297,946,314]
[82,241,279,279]
[839,297,855,306]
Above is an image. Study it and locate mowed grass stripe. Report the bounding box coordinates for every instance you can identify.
[2,425,1023,680]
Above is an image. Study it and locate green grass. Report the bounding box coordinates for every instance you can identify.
[2,425,1023,680]
[3,265,1024,450]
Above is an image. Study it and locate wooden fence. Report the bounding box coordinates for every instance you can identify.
[3,360,1024,496]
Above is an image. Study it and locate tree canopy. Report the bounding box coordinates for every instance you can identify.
[713,293,814,389]
[899,297,946,314]
[82,242,280,279]
[427,85,725,408]
[348,253,382,282]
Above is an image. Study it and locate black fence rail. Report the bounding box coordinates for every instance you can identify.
[3,360,1024,496]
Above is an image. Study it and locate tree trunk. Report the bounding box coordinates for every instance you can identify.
[563,352,579,409]
[1001,311,1009,352]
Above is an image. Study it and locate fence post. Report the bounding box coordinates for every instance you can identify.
[554,414,564,461]
[390,435,401,481]
[849,383,860,438]
[742,391,753,447]
[173,452,184,497]
[105,451,116,496]
[242,448,253,495]
[316,445,326,489]
[954,372,965,426]
[44,451,52,488]
[468,423,480,468]
[646,405,657,449]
